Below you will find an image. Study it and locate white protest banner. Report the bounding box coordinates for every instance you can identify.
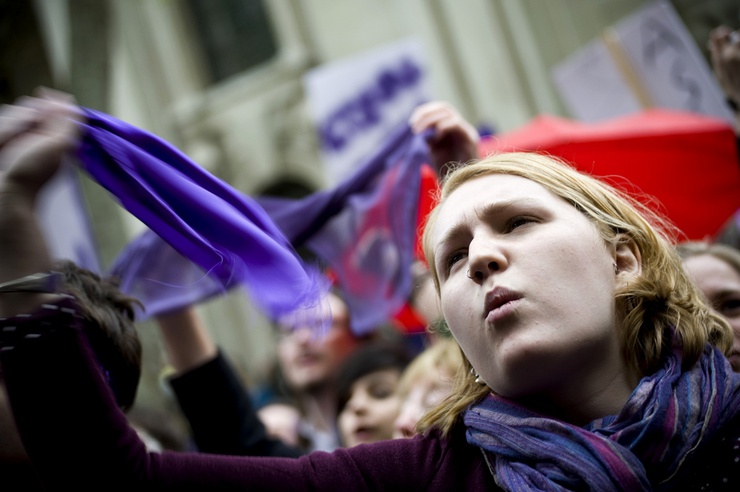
[303,37,432,185]
[552,0,735,124]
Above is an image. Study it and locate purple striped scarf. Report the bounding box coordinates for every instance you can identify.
[464,338,740,491]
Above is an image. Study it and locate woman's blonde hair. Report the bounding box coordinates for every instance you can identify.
[417,152,733,436]
[396,337,463,401]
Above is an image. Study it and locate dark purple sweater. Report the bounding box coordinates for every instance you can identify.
[1,298,739,491]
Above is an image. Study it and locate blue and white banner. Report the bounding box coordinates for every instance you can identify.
[303,37,433,185]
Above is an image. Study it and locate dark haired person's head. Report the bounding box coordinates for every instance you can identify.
[335,341,413,447]
[55,260,143,411]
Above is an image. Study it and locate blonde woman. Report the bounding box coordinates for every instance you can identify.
[1,94,738,491]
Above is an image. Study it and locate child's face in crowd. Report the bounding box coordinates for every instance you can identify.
[682,253,740,372]
[277,293,360,392]
[337,368,402,447]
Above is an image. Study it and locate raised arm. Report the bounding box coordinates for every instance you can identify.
[0,90,81,316]
[157,305,304,457]
[157,306,217,373]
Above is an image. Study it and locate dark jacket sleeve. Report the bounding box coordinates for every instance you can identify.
[168,351,303,458]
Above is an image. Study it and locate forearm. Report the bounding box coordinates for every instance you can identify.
[0,91,82,317]
[156,306,217,374]
[0,190,57,318]
[169,351,304,457]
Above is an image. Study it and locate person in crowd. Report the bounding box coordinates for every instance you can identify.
[2,91,738,491]
[677,240,740,372]
[392,336,462,439]
[335,341,413,447]
[158,278,409,455]
[708,24,740,251]
[270,288,372,451]
[0,259,160,490]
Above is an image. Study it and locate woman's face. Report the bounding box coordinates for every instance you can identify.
[277,293,359,393]
[431,174,631,404]
[682,254,740,372]
[337,368,402,447]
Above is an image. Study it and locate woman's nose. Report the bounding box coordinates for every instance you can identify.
[467,234,507,281]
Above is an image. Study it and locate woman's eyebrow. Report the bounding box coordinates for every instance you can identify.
[475,198,543,220]
[435,198,540,254]
[434,223,470,256]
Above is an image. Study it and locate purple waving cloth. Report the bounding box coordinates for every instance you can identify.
[103,114,431,335]
[258,125,432,335]
[75,108,328,322]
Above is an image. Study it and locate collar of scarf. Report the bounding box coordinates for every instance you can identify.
[463,339,740,492]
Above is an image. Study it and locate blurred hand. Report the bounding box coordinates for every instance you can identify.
[709,26,740,107]
[0,89,83,313]
[0,88,83,202]
[409,101,479,176]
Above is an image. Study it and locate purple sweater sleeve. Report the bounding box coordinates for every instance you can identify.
[0,297,492,491]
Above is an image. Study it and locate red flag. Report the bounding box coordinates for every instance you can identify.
[479,109,740,240]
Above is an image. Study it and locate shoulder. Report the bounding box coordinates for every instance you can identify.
[671,411,740,490]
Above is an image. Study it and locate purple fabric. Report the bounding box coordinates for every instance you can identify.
[258,124,432,335]
[103,115,432,334]
[464,332,740,491]
[75,108,328,322]
[107,229,227,320]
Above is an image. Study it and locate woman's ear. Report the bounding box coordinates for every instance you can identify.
[613,235,641,282]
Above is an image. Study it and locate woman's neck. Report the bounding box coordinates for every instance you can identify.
[521,362,639,426]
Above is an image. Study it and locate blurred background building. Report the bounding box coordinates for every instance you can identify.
[1,0,737,416]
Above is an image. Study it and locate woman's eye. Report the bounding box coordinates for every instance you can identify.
[717,298,740,317]
[506,216,534,231]
[445,251,467,272]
